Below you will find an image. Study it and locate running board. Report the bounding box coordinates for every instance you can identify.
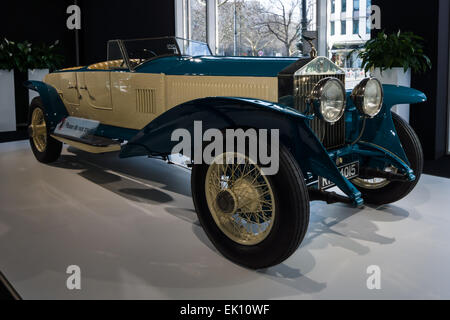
[51,134,121,154]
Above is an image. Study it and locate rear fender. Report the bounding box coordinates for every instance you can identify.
[24,80,69,131]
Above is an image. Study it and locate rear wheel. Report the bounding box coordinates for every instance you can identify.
[28,97,62,163]
[353,113,423,205]
[191,144,310,269]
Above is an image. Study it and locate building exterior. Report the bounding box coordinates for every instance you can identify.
[327,0,372,87]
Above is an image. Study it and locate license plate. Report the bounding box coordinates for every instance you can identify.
[319,161,359,190]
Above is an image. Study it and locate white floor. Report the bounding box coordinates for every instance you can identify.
[1,140,450,300]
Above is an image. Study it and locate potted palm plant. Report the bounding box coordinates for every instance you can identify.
[0,38,17,133]
[359,31,432,122]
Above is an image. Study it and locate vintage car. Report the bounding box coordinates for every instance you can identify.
[25,37,426,269]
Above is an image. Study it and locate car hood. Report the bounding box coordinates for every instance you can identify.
[135,55,300,77]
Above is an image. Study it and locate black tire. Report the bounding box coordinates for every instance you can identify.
[191,144,310,269]
[356,112,424,205]
[29,97,62,164]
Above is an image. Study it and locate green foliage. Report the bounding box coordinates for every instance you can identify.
[32,40,65,71]
[0,38,64,72]
[0,38,15,70]
[358,31,432,74]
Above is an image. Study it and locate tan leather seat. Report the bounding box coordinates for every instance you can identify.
[87,59,141,70]
[87,59,125,70]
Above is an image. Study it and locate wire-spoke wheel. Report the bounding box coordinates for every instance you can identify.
[205,152,276,246]
[353,166,398,190]
[28,97,62,164]
[192,143,310,270]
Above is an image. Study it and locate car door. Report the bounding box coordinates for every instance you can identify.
[77,70,113,123]
[58,72,81,112]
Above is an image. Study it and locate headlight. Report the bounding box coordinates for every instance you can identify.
[309,77,346,123]
[351,78,384,117]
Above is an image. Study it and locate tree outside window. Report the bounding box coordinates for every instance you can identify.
[185,0,207,42]
[341,0,347,12]
[216,0,317,57]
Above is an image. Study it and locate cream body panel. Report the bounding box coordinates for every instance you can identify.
[165,75,278,110]
[74,71,114,123]
[45,73,81,117]
[45,71,279,131]
[80,72,112,111]
[109,72,166,129]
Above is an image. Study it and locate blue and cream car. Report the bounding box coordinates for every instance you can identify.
[25,37,426,269]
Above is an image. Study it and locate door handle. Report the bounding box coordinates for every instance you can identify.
[79,85,95,101]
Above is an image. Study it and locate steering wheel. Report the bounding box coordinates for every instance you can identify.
[142,49,158,60]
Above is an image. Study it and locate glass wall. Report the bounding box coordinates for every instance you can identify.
[178,0,319,58]
[327,0,372,89]
[183,0,207,42]
[217,0,317,57]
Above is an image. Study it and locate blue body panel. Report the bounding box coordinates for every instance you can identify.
[345,85,427,167]
[56,56,298,77]
[135,56,298,77]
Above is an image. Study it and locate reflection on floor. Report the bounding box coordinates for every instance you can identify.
[0,140,450,299]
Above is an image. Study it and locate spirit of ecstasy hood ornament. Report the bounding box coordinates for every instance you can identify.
[303,35,317,58]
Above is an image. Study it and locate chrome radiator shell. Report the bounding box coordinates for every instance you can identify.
[293,73,346,150]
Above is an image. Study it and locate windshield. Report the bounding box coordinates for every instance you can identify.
[108,37,212,70]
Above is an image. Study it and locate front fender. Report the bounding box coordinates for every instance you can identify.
[121,97,362,203]
[24,80,69,131]
[346,84,427,166]
[382,84,427,107]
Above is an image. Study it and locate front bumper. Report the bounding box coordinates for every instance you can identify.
[307,141,416,207]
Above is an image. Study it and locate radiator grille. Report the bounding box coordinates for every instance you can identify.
[294,74,346,150]
[136,88,156,114]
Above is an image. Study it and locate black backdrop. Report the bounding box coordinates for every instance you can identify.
[0,0,175,67]
[0,0,448,160]
[0,0,175,130]
[372,0,449,160]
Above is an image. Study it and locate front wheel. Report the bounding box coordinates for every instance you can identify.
[191,144,310,269]
[353,112,424,205]
[28,97,62,163]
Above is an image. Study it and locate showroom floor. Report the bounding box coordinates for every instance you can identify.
[1,140,450,300]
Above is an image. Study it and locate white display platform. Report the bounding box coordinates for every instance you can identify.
[1,141,450,299]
